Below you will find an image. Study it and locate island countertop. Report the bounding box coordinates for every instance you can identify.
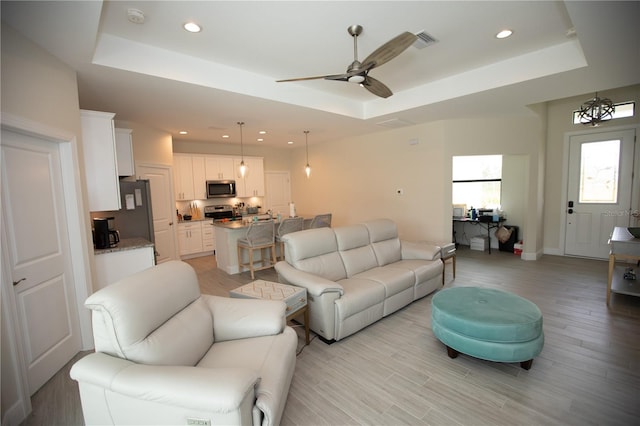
[94,237,154,255]
[212,215,314,230]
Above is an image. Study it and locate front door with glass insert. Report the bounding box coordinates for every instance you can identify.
[565,129,636,259]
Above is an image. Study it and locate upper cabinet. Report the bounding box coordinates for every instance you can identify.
[234,157,265,197]
[174,154,206,200]
[205,156,235,180]
[114,128,135,177]
[81,110,121,211]
[174,153,264,200]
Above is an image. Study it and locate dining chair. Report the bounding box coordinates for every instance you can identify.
[309,213,332,229]
[276,216,304,260]
[237,220,277,279]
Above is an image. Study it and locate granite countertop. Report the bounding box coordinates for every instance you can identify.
[213,216,313,230]
[94,237,154,255]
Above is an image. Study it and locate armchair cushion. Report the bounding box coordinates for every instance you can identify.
[86,261,213,366]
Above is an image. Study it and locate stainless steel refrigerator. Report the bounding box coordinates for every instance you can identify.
[91,180,155,243]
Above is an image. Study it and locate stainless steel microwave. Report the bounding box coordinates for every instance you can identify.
[206,180,236,198]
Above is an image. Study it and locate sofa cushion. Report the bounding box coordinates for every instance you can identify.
[335,224,379,277]
[283,228,347,281]
[386,259,443,285]
[364,219,402,266]
[335,278,386,319]
[354,267,415,298]
[86,260,214,366]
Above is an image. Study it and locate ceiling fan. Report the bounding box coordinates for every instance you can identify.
[276,25,417,98]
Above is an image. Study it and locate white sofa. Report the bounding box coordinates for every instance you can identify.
[275,218,443,341]
[70,260,297,426]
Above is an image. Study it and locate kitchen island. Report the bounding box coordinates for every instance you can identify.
[213,217,313,274]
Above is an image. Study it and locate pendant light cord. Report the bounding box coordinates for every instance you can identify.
[238,121,245,160]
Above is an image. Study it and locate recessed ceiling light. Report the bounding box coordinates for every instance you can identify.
[259,130,267,135]
[496,29,513,39]
[257,138,264,142]
[179,131,188,135]
[222,134,229,139]
[287,141,294,145]
[183,22,201,33]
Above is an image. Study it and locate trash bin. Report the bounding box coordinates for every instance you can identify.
[498,225,518,252]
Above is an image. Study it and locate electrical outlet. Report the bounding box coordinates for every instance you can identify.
[396,188,404,195]
[187,418,211,426]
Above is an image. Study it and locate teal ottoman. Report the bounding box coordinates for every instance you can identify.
[431,287,544,370]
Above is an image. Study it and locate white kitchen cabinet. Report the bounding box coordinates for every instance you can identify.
[192,155,206,199]
[93,246,155,290]
[174,154,193,200]
[174,154,206,200]
[234,157,264,197]
[115,128,135,177]
[81,110,121,211]
[202,221,216,253]
[205,156,235,180]
[177,221,204,256]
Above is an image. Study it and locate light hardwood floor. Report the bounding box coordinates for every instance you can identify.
[21,248,640,425]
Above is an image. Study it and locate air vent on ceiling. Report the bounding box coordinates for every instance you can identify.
[413,31,438,49]
[376,118,415,128]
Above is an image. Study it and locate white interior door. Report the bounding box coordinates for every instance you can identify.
[565,129,636,258]
[137,164,177,263]
[1,129,81,394]
[265,171,291,216]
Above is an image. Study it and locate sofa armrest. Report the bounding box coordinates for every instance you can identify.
[401,241,441,261]
[70,352,259,413]
[204,295,286,342]
[275,261,343,298]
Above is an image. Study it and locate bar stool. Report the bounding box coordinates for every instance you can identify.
[276,216,304,261]
[309,213,332,229]
[237,220,277,279]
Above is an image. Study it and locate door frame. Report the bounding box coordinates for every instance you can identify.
[1,113,94,423]
[559,124,639,256]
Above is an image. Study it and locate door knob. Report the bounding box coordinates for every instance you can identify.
[568,208,574,214]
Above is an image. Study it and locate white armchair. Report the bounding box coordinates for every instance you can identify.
[70,260,297,425]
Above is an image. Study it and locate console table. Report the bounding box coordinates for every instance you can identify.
[607,227,640,305]
[453,217,505,254]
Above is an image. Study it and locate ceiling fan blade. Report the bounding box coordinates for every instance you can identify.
[277,73,346,82]
[362,76,393,98]
[362,31,417,69]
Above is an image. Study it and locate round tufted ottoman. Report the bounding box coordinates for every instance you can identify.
[431,287,544,370]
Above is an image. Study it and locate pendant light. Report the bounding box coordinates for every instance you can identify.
[237,121,247,178]
[577,92,615,127]
[304,130,311,178]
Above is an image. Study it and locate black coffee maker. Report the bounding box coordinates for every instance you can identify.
[93,217,119,249]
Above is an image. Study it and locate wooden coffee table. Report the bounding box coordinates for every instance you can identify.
[230,280,310,344]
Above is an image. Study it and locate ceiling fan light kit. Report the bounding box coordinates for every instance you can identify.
[277,25,417,98]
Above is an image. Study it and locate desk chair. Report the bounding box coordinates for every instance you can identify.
[309,213,332,229]
[276,216,304,260]
[237,220,277,279]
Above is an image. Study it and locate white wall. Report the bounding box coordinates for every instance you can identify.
[287,115,545,252]
[115,120,174,167]
[1,24,91,425]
